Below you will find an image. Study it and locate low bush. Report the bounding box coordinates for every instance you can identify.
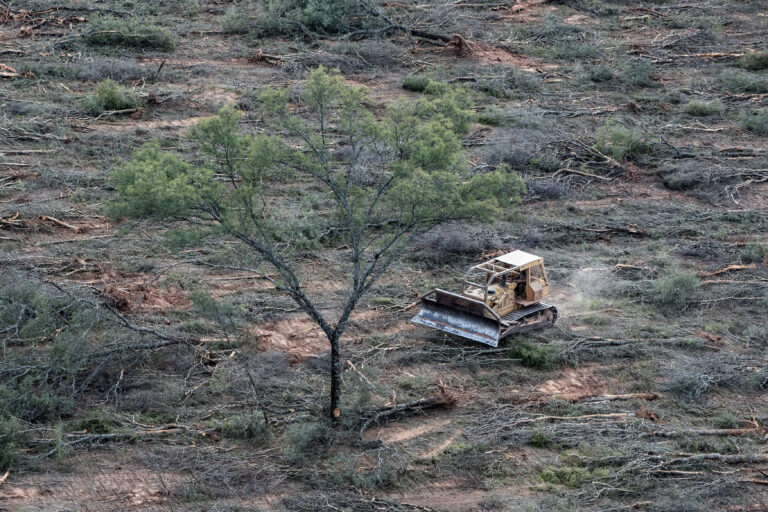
[0,418,21,471]
[653,272,700,311]
[402,76,448,94]
[721,69,768,94]
[589,64,614,83]
[621,59,653,87]
[506,340,559,370]
[595,120,654,162]
[741,108,768,135]
[255,0,373,37]
[742,242,767,263]
[684,100,723,117]
[282,421,334,463]
[736,51,768,71]
[80,79,139,115]
[86,16,176,51]
[221,6,252,34]
[216,413,271,444]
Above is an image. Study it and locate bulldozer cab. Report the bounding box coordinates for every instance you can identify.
[461,250,550,316]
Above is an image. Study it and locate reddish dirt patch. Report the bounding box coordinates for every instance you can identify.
[205,275,274,298]
[70,265,191,313]
[0,461,183,511]
[536,366,607,402]
[363,417,452,444]
[254,317,329,363]
[564,14,597,25]
[473,46,558,72]
[498,0,555,23]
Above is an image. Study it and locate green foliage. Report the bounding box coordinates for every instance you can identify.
[0,418,21,471]
[255,0,372,36]
[539,465,591,487]
[163,227,208,252]
[86,16,176,51]
[189,289,245,332]
[506,340,558,370]
[402,75,448,94]
[215,413,271,444]
[621,59,653,87]
[742,242,767,263]
[595,120,654,162]
[114,67,520,238]
[736,51,768,71]
[721,69,768,93]
[109,142,219,219]
[684,100,723,117]
[529,431,552,448]
[221,6,252,34]
[589,64,614,83]
[72,410,119,434]
[653,272,700,311]
[741,108,768,135]
[80,79,138,115]
[714,412,737,429]
[282,421,334,463]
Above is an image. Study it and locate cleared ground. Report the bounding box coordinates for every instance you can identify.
[1,1,767,511]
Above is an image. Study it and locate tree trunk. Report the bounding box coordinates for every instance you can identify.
[329,334,341,420]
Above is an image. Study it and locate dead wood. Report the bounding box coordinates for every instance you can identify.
[660,453,768,466]
[554,167,615,181]
[37,215,79,232]
[698,264,756,277]
[646,425,765,438]
[360,386,457,437]
[93,107,143,120]
[507,412,633,427]
[580,392,660,403]
[0,470,7,486]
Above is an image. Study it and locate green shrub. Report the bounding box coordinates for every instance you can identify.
[86,16,176,51]
[742,242,767,263]
[621,59,653,87]
[736,51,768,71]
[529,431,552,448]
[0,418,21,471]
[721,69,768,93]
[282,421,334,463]
[216,413,271,444]
[653,272,700,311]
[589,64,614,83]
[506,340,558,370]
[221,6,252,34]
[109,142,218,219]
[256,0,372,36]
[539,466,591,487]
[80,79,138,115]
[595,120,653,161]
[402,76,448,94]
[741,108,768,135]
[684,100,723,117]
[714,412,737,429]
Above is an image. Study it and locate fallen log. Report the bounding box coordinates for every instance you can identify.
[698,264,756,277]
[645,420,765,438]
[38,215,79,232]
[360,387,457,438]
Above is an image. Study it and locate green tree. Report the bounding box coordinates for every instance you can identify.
[111,67,524,419]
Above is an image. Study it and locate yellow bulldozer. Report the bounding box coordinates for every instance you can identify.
[412,250,557,347]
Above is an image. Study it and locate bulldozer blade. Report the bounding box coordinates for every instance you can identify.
[411,295,501,347]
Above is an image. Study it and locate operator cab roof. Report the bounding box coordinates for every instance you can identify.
[494,250,541,269]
